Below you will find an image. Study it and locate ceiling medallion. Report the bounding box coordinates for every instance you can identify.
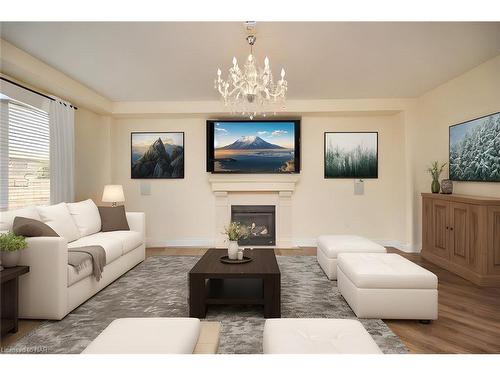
[214,25,288,119]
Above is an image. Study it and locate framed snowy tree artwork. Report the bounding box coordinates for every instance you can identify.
[449,112,500,182]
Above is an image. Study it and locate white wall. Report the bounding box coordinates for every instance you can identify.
[74,108,111,203]
[110,117,216,246]
[294,114,407,247]
[407,54,500,248]
[111,113,407,248]
[3,36,498,251]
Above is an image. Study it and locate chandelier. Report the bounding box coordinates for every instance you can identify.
[214,33,288,119]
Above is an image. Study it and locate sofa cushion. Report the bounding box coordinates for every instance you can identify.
[13,217,59,237]
[317,235,386,258]
[98,206,130,232]
[68,233,123,265]
[337,253,438,289]
[0,206,41,231]
[82,318,201,354]
[263,318,382,354]
[109,230,143,254]
[37,203,80,242]
[67,199,102,237]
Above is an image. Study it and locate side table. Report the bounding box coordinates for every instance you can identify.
[1,266,29,337]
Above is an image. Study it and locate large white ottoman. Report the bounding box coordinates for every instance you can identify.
[263,318,382,354]
[337,253,438,321]
[317,235,386,280]
[82,318,201,354]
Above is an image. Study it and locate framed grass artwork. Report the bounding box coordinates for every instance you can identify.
[324,132,378,179]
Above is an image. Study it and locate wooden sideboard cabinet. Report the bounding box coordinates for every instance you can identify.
[421,193,500,287]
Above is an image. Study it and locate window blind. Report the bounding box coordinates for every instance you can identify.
[0,100,50,210]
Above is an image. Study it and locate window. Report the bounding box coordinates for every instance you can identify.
[0,99,50,210]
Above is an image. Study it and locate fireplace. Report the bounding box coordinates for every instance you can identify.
[231,205,276,246]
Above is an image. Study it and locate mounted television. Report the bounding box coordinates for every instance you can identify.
[206,120,300,173]
[449,111,500,182]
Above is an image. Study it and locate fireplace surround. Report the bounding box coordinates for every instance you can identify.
[209,175,299,248]
[231,205,276,246]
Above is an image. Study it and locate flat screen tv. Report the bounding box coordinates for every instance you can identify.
[206,120,300,173]
[449,111,500,182]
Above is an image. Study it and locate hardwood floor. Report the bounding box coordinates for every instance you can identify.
[2,246,500,353]
[384,248,500,353]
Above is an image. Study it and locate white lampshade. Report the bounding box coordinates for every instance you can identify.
[102,185,125,205]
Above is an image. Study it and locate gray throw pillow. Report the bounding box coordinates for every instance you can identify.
[13,216,59,237]
[98,206,130,232]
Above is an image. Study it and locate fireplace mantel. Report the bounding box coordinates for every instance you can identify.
[208,175,299,248]
[208,175,300,193]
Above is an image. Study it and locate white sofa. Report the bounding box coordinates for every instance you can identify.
[0,200,145,320]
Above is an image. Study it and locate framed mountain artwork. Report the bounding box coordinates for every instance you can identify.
[131,132,184,179]
[449,112,500,182]
[324,132,378,179]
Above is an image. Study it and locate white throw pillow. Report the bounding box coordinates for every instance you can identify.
[0,206,41,231]
[37,203,81,242]
[67,199,102,237]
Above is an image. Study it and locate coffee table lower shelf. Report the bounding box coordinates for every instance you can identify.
[189,276,280,318]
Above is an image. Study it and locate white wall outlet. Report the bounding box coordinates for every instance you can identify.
[140,182,151,196]
[354,179,364,195]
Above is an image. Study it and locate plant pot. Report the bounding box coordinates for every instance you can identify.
[441,179,453,194]
[431,179,440,194]
[1,250,20,268]
[228,241,239,260]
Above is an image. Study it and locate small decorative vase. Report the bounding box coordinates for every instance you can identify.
[441,179,453,194]
[1,251,20,268]
[431,179,440,194]
[228,241,239,260]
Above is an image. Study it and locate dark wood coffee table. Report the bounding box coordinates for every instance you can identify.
[188,248,281,318]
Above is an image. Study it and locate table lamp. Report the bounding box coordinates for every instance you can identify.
[102,185,125,207]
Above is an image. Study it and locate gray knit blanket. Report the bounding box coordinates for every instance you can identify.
[68,246,106,281]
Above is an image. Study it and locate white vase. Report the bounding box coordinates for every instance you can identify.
[1,250,20,268]
[228,241,239,260]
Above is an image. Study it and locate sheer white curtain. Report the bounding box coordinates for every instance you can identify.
[49,98,75,204]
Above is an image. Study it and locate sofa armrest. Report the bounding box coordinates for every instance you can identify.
[126,212,145,239]
[18,237,69,320]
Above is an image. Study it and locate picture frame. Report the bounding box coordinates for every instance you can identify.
[449,111,500,182]
[131,131,185,179]
[324,132,379,179]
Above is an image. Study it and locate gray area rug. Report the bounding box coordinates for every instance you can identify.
[6,255,408,354]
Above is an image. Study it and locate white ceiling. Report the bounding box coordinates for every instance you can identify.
[1,22,500,101]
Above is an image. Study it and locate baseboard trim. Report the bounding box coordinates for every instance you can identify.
[293,238,421,253]
[147,239,215,248]
[147,237,421,253]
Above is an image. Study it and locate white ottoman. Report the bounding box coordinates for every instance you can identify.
[82,318,201,354]
[337,253,438,321]
[317,235,386,280]
[263,318,382,354]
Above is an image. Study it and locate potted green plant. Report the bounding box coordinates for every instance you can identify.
[427,161,447,193]
[223,222,248,260]
[0,232,28,268]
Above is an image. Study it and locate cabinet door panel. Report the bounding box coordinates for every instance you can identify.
[450,203,469,267]
[487,206,500,275]
[432,200,449,259]
[422,198,433,250]
[468,205,481,271]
